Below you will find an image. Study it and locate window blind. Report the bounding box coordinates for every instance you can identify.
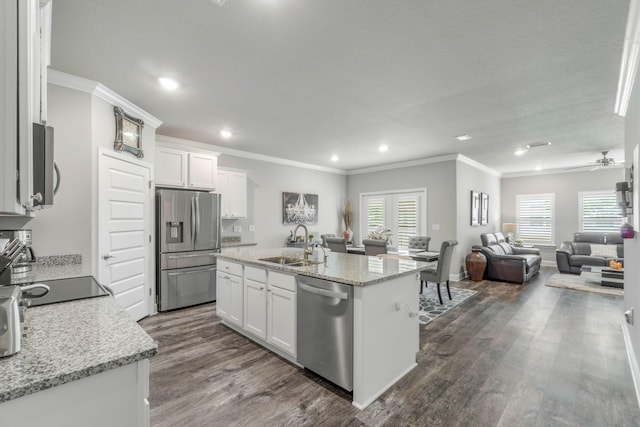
[579,191,622,232]
[516,194,554,244]
[396,196,418,249]
[365,197,385,236]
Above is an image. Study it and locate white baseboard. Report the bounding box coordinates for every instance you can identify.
[622,322,640,411]
[451,271,467,282]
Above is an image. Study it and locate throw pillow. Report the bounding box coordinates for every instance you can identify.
[590,244,618,258]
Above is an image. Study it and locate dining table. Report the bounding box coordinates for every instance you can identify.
[346,245,439,262]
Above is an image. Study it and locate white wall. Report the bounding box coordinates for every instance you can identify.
[501,168,624,262]
[623,62,640,382]
[211,152,347,248]
[0,84,93,260]
[456,160,501,275]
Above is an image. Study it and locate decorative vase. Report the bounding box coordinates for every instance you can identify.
[466,248,487,282]
[343,228,353,243]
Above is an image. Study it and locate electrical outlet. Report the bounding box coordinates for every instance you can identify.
[249,225,255,232]
[625,307,634,325]
[233,225,242,233]
[432,224,440,231]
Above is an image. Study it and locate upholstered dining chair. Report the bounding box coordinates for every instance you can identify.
[408,235,431,251]
[320,233,336,247]
[420,240,458,305]
[325,237,347,253]
[363,239,388,256]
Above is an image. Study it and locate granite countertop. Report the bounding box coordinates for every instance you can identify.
[0,296,157,403]
[216,248,431,286]
[221,242,258,248]
[8,255,91,285]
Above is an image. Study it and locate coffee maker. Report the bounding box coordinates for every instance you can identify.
[0,230,36,273]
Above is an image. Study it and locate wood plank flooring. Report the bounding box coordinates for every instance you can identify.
[139,267,640,426]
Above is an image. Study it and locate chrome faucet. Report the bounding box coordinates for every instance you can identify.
[293,224,313,260]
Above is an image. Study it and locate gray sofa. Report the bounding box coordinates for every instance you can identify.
[475,232,542,284]
[556,232,624,274]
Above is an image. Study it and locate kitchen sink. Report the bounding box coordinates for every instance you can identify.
[259,256,324,267]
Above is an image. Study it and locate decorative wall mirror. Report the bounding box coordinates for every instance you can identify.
[113,106,144,158]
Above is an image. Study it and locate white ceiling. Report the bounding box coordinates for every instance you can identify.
[50,0,629,174]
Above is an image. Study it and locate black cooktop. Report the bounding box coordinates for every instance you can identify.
[20,275,110,307]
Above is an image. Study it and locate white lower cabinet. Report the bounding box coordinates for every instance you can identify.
[234,264,297,358]
[244,278,267,339]
[216,260,243,328]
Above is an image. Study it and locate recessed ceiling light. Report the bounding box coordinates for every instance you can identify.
[220,129,232,139]
[379,144,389,153]
[455,134,472,141]
[158,77,179,91]
[331,155,339,162]
[535,166,542,171]
[514,149,528,156]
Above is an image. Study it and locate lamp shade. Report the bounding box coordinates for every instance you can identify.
[502,223,517,236]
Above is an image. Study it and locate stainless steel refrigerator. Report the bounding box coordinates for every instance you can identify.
[156,189,221,311]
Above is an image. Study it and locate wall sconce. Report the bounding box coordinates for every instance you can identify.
[502,223,517,244]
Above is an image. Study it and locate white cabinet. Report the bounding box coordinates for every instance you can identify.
[244,278,267,339]
[217,168,247,218]
[266,272,296,356]
[155,147,187,188]
[0,0,50,215]
[188,152,217,190]
[155,147,218,190]
[216,260,243,327]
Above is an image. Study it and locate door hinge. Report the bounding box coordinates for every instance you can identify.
[148,180,152,189]
[149,287,152,296]
[149,234,152,242]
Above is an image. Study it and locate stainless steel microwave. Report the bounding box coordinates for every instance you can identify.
[32,122,57,207]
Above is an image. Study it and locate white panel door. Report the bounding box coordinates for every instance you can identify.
[99,152,151,321]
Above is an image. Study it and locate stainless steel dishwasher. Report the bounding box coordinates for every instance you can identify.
[297,276,353,391]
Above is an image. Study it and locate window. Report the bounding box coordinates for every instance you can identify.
[579,191,622,232]
[516,193,555,245]
[360,190,426,250]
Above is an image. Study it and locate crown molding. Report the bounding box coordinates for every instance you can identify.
[157,135,347,175]
[502,163,624,179]
[347,154,459,175]
[48,68,163,129]
[456,154,502,177]
[615,0,640,116]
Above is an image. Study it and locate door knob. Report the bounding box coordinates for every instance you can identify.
[103,254,115,260]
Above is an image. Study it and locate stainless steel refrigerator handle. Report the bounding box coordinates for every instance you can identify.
[167,253,217,259]
[299,283,348,300]
[191,196,196,245]
[195,196,200,243]
[168,268,216,277]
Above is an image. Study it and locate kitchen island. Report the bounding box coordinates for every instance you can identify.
[216,248,431,409]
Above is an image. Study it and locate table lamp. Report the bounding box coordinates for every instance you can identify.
[502,223,517,244]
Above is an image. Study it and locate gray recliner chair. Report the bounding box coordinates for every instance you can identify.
[475,232,541,284]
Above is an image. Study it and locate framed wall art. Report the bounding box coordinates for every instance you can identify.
[113,106,145,158]
[480,192,489,225]
[283,192,318,225]
[470,191,480,226]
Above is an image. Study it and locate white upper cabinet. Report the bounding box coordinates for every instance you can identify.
[155,147,187,188]
[217,168,247,218]
[187,152,217,191]
[0,0,50,215]
[155,145,218,191]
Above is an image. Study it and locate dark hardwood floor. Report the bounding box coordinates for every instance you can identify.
[140,267,640,426]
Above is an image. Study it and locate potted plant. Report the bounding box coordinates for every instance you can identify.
[343,199,353,242]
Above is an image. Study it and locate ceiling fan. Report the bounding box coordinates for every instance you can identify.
[564,151,616,171]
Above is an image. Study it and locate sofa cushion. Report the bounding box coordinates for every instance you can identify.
[498,242,513,255]
[572,242,591,255]
[486,244,505,255]
[481,233,498,246]
[570,255,606,267]
[574,232,606,244]
[521,254,541,271]
[590,244,618,258]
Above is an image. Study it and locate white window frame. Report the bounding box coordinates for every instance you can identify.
[515,193,555,245]
[578,190,622,233]
[359,188,427,249]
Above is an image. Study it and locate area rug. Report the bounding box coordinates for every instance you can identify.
[419,285,477,325]
[545,273,624,296]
